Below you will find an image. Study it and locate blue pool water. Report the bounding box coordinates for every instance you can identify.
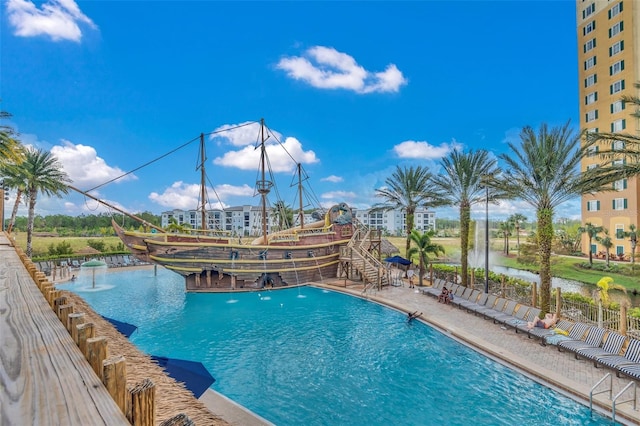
[63,267,611,425]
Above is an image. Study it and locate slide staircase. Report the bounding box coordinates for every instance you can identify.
[340,221,389,293]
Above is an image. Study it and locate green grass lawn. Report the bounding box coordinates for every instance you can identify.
[387,235,640,292]
[10,233,124,258]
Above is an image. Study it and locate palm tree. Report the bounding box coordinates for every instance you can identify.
[0,151,28,233]
[499,220,514,255]
[22,148,71,258]
[373,165,446,256]
[406,229,444,287]
[0,110,24,167]
[272,200,294,229]
[595,228,613,267]
[625,224,637,270]
[431,150,502,287]
[496,121,615,314]
[586,82,640,177]
[508,213,527,254]
[578,222,603,265]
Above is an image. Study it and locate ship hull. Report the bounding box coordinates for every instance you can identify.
[112,219,353,292]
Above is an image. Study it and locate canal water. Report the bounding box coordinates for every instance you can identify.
[491,265,640,307]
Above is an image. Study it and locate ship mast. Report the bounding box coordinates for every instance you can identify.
[297,163,304,230]
[199,133,207,230]
[256,119,272,244]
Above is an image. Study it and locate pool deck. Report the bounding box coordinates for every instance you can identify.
[316,279,640,425]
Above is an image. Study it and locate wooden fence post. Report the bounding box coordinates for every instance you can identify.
[87,336,108,379]
[77,323,95,356]
[129,378,155,426]
[103,355,127,415]
[53,296,67,315]
[67,313,85,342]
[620,304,628,335]
[58,305,74,327]
[531,282,537,308]
[556,288,562,318]
[429,263,433,286]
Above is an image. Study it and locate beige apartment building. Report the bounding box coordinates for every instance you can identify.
[578,0,640,259]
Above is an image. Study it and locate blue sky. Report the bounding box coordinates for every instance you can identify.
[1,0,582,222]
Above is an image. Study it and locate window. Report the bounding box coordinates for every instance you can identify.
[584,20,596,35]
[610,79,625,94]
[613,179,627,191]
[585,74,597,87]
[585,92,597,105]
[587,164,599,170]
[611,119,626,132]
[611,101,625,114]
[609,40,624,56]
[609,21,624,37]
[610,60,625,75]
[612,140,625,150]
[613,198,627,210]
[612,159,624,167]
[584,38,596,53]
[587,200,600,211]
[587,145,599,157]
[608,1,623,19]
[587,127,599,134]
[616,245,624,256]
[585,110,598,122]
[616,225,625,239]
[584,2,596,18]
[584,56,597,70]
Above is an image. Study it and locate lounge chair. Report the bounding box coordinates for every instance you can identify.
[468,294,498,316]
[485,299,518,323]
[616,363,640,380]
[544,322,590,346]
[474,296,507,318]
[528,319,574,344]
[455,289,481,310]
[574,331,627,364]
[511,307,541,333]
[557,326,607,354]
[595,338,640,372]
[420,280,444,297]
[460,292,489,312]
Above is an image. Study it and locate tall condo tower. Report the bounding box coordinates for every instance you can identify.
[578,0,640,258]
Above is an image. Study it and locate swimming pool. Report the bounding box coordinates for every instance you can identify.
[63,267,611,425]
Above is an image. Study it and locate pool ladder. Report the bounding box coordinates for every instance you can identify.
[589,373,637,424]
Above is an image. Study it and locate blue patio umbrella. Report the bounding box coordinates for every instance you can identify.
[384,255,412,266]
[151,355,215,398]
[102,316,138,338]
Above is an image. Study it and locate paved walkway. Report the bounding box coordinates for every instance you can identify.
[0,234,129,425]
[318,280,640,425]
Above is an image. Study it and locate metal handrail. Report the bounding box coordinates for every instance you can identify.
[612,381,636,424]
[589,373,612,414]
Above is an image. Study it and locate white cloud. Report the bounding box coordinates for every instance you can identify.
[213,136,318,172]
[6,0,96,42]
[392,139,463,160]
[148,181,254,210]
[211,121,283,147]
[321,175,343,183]
[212,183,254,198]
[277,46,407,94]
[321,190,357,200]
[502,127,521,146]
[51,141,135,189]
